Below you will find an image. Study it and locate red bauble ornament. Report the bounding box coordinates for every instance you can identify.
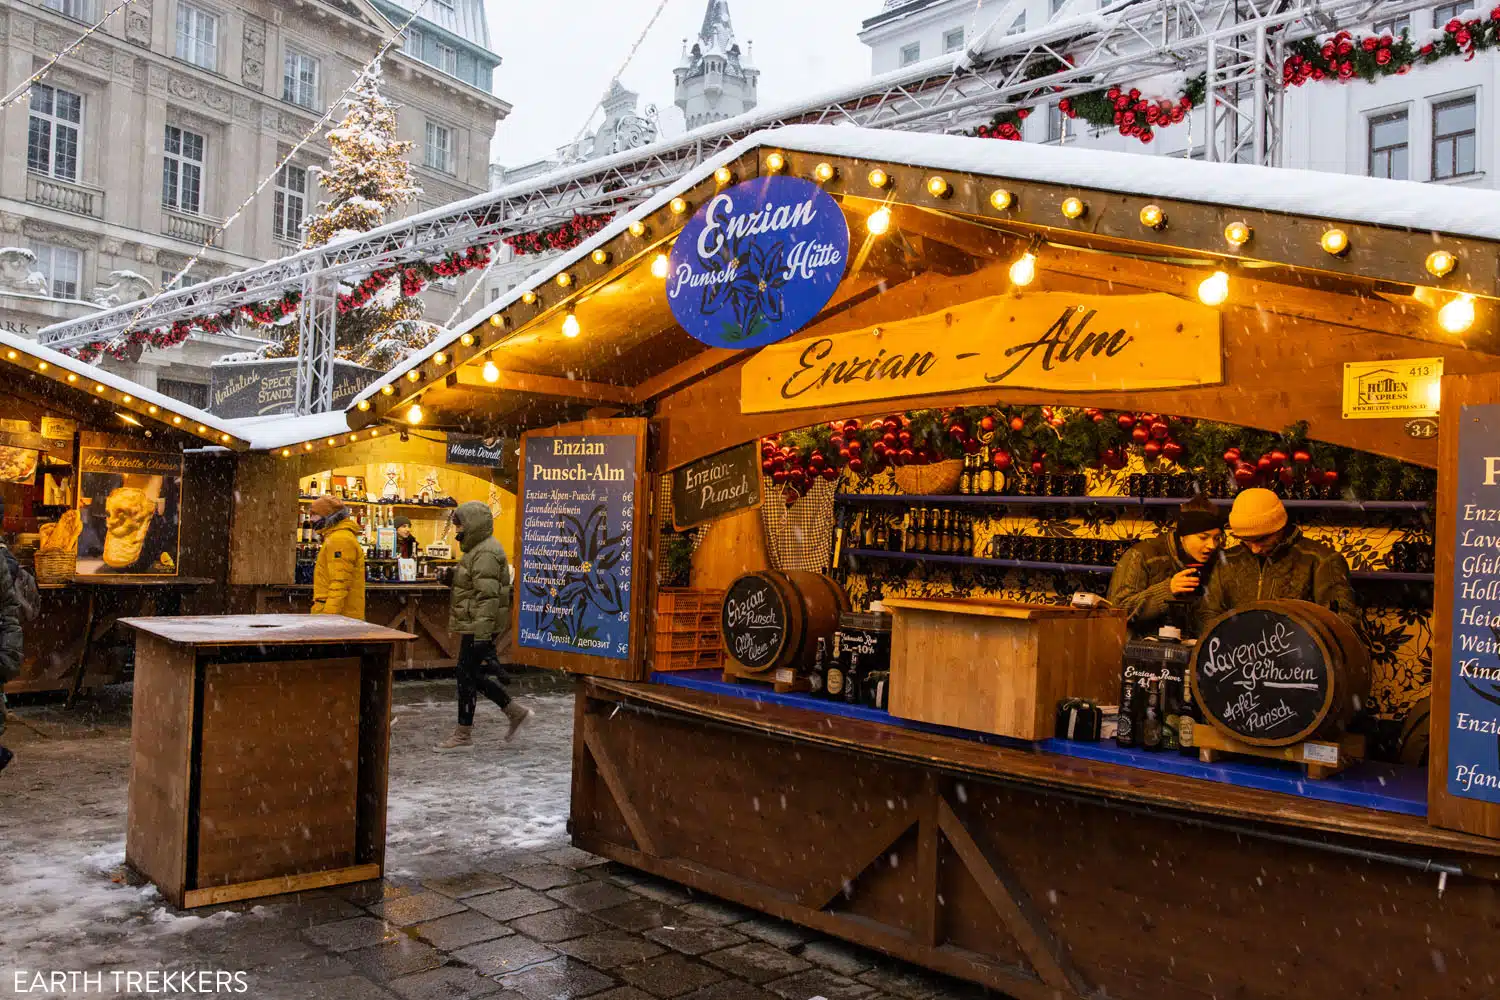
[847,439,862,455]
[1029,460,1044,474]
[1223,448,1241,465]
[790,470,808,489]
[1117,413,1136,430]
[1233,463,1259,486]
[1009,416,1026,432]
[964,437,982,454]
[761,460,775,474]
[809,453,825,470]
[898,447,916,465]
[1278,467,1295,485]
[772,470,788,485]
[1150,421,1170,441]
[898,430,913,447]
[1256,455,1273,472]
[1103,448,1127,470]
[882,432,898,449]
[829,435,845,450]
[1131,426,1150,445]
[1292,449,1312,465]
[1323,469,1340,487]
[848,457,865,474]
[949,424,966,440]
[1162,440,1184,461]
[844,419,861,433]
[821,466,839,481]
[980,415,996,432]
[1269,449,1289,467]
[992,449,1013,471]
[1143,441,1162,459]
[883,418,900,433]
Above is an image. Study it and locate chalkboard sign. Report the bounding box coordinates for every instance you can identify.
[1446,403,1500,804]
[515,433,636,661]
[447,434,511,469]
[671,442,762,530]
[1191,607,1332,745]
[209,359,377,417]
[722,574,786,670]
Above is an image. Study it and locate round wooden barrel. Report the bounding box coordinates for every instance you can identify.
[1189,599,1372,747]
[721,570,850,673]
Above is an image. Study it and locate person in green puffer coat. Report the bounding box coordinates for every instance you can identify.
[1196,488,1361,637]
[434,500,532,752]
[1107,495,1225,637]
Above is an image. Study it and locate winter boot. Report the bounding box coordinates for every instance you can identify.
[502,702,534,742]
[433,725,473,753]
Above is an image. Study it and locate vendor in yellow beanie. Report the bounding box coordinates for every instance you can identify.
[1197,488,1360,636]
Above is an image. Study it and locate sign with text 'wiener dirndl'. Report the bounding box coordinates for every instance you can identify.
[1446,403,1500,803]
[516,434,635,661]
[740,291,1223,414]
[667,175,849,350]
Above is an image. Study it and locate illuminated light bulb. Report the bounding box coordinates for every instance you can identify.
[1426,249,1457,277]
[220,433,231,443]
[670,197,689,215]
[1060,197,1086,219]
[406,370,421,382]
[37,361,47,371]
[327,438,337,446]
[1009,252,1037,287]
[651,253,670,279]
[172,416,182,424]
[714,166,733,185]
[380,384,394,395]
[94,383,106,393]
[562,312,581,338]
[148,405,158,414]
[765,152,786,173]
[197,425,207,433]
[628,221,646,237]
[122,395,133,403]
[867,168,890,189]
[406,403,424,424]
[926,175,950,198]
[281,448,291,457]
[813,162,836,183]
[591,249,609,265]
[5,350,15,360]
[1139,205,1166,230]
[348,434,358,442]
[1198,270,1230,306]
[989,189,1013,210]
[1224,221,1252,247]
[556,272,572,287]
[357,399,370,411]
[369,429,378,436]
[67,373,77,382]
[489,314,504,328]
[433,352,447,364]
[867,206,892,236]
[303,442,312,450]
[482,360,500,383]
[1439,293,1476,334]
[1320,228,1350,256]
[521,290,537,304]
[460,333,475,346]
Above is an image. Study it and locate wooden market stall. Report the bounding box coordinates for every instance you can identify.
[225,417,517,670]
[344,125,1500,997]
[0,332,249,696]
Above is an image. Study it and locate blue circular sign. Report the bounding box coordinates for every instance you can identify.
[666,175,849,350]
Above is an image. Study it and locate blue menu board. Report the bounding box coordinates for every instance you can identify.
[1447,403,1500,803]
[516,434,636,660]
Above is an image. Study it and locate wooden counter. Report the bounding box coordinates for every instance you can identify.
[883,597,1126,739]
[118,614,414,908]
[253,583,458,671]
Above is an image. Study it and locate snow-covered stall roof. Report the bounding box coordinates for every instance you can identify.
[0,330,251,449]
[219,411,361,453]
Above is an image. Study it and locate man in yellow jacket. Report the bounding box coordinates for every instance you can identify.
[308,495,365,619]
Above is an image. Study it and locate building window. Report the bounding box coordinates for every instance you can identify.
[943,27,965,52]
[404,27,423,56]
[175,2,219,71]
[1373,15,1410,34]
[27,84,82,182]
[158,378,208,409]
[1047,103,1070,143]
[1433,1,1467,25]
[899,42,920,66]
[1051,0,1067,16]
[282,49,319,109]
[1432,96,1477,179]
[42,0,97,21]
[434,41,457,75]
[425,122,453,173]
[32,243,82,300]
[1007,12,1027,33]
[273,164,307,243]
[1367,110,1409,179]
[162,125,205,214]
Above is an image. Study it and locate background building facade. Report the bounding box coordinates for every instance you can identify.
[0,0,508,405]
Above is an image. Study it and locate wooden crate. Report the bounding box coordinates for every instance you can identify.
[883,598,1126,741]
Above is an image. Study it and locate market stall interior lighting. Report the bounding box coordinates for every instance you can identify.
[1061,197,1087,219]
[813,162,836,183]
[1224,221,1252,247]
[867,206,892,235]
[1320,228,1350,256]
[562,311,581,338]
[521,290,537,304]
[1426,249,1457,277]
[1439,293,1476,334]
[867,168,890,189]
[482,360,500,383]
[713,166,734,185]
[591,249,610,265]
[1139,205,1166,230]
[460,332,475,346]
[628,221,646,237]
[765,152,786,172]
[670,197,690,215]
[989,188,1013,210]
[1198,270,1230,305]
[926,175,950,198]
[433,352,447,364]
[1009,252,1038,287]
[651,253,670,279]
[406,403,423,424]
[405,370,420,382]
[488,314,504,328]
[556,272,572,287]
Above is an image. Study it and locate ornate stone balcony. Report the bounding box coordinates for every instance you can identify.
[26,173,104,219]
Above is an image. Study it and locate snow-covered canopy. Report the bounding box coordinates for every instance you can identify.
[218,411,359,452]
[0,329,250,449]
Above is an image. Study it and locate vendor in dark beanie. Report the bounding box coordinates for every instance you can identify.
[1106,494,1225,636]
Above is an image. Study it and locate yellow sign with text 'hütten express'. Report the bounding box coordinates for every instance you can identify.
[1340,358,1443,419]
[739,291,1224,414]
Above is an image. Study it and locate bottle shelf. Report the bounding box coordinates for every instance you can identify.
[843,548,1433,583]
[297,495,457,511]
[834,493,1430,511]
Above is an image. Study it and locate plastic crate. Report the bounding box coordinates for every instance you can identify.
[652,648,705,672]
[657,588,725,615]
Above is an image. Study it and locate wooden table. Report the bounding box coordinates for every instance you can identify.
[254,583,459,670]
[118,614,414,908]
[882,597,1126,740]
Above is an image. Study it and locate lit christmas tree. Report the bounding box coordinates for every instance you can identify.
[263,64,438,369]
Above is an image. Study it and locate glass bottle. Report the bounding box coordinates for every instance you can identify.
[978,448,994,495]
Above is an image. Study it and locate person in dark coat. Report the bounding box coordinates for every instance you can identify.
[1106,494,1225,636]
[394,515,419,560]
[0,524,22,774]
[434,501,532,752]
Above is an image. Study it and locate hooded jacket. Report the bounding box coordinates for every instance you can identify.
[1196,527,1360,636]
[0,549,22,681]
[449,500,511,639]
[1106,533,1190,635]
[311,515,366,619]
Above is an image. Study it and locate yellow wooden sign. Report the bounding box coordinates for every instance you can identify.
[1341,358,1443,419]
[740,291,1223,414]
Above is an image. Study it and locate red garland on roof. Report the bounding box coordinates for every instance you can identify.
[1283,14,1500,87]
[503,213,613,257]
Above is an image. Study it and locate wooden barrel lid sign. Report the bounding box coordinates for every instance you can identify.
[722,573,787,671]
[721,570,851,673]
[1190,600,1369,747]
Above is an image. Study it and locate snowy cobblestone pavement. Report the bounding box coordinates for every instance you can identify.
[0,681,991,1000]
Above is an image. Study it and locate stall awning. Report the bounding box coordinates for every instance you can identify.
[0,331,251,450]
[345,123,1500,438]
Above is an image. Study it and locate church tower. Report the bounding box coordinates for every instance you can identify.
[673,0,759,131]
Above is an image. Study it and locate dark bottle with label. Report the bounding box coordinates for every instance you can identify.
[933,509,947,554]
[1160,675,1181,752]
[809,637,827,696]
[912,509,927,553]
[889,512,905,553]
[1141,685,1163,751]
[844,651,862,704]
[978,448,994,495]
[1116,676,1140,748]
[959,455,973,495]
[862,512,877,549]
[1179,668,1200,757]
[825,645,846,699]
[875,515,889,551]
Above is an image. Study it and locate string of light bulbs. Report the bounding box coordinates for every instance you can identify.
[0,0,143,113]
[95,0,439,355]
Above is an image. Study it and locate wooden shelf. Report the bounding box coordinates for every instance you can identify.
[297,497,457,512]
[844,548,1433,583]
[835,493,1430,511]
